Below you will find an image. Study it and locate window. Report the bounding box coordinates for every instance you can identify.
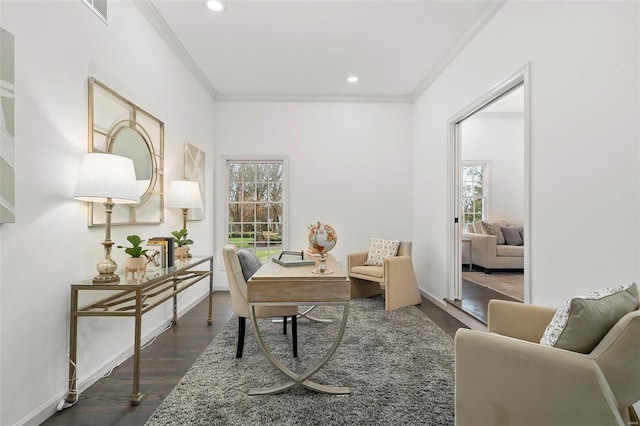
[461,163,487,228]
[226,160,285,262]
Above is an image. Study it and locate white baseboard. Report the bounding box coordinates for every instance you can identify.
[20,291,211,426]
[420,289,488,332]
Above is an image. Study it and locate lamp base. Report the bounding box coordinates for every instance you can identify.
[93,273,120,284]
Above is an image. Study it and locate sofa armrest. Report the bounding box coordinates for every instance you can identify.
[347,251,368,271]
[488,300,557,343]
[462,232,497,267]
[455,329,623,426]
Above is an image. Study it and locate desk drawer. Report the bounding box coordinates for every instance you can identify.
[248,279,350,303]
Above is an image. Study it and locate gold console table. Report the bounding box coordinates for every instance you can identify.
[65,255,213,406]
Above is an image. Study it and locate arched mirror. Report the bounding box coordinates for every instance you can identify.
[86,78,164,226]
[108,124,157,204]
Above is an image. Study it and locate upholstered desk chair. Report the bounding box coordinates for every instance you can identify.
[455,299,640,426]
[222,245,298,358]
[347,241,422,311]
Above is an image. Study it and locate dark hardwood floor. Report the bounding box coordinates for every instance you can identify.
[446,278,521,324]
[43,292,467,426]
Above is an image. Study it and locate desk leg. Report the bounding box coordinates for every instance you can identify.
[207,258,213,325]
[248,303,350,396]
[66,290,79,404]
[272,305,332,324]
[298,305,332,323]
[131,288,143,405]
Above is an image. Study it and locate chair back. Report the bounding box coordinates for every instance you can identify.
[222,244,251,318]
[591,309,640,409]
[398,241,412,257]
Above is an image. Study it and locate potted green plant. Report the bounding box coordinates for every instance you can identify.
[117,235,149,279]
[171,228,194,259]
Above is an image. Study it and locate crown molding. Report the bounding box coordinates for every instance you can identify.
[137,0,506,105]
[215,93,414,104]
[134,0,219,101]
[411,0,507,101]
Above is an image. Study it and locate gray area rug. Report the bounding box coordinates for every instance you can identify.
[145,298,455,425]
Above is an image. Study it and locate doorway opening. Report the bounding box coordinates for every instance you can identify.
[447,65,530,324]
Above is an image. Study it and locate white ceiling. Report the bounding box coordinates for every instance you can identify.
[141,0,505,102]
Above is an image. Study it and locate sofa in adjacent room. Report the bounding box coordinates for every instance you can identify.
[462,220,524,273]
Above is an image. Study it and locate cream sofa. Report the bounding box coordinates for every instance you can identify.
[462,220,524,272]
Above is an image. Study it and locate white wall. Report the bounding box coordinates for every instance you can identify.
[461,116,524,221]
[413,1,639,305]
[0,1,215,424]
[214,101,413,286]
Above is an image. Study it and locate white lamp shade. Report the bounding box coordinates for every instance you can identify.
[73,153,140,204]
[166,180,203,209]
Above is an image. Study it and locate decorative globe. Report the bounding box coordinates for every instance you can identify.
[308,222,337,274]
[308,222,337,255]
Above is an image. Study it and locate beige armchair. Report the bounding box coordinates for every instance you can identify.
[222,245,299,358]
[455,299,640,425]
[347,241,422,311]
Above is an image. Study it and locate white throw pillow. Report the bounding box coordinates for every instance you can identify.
[365,238,400,266]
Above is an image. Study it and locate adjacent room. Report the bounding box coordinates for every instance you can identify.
[1,0,639,425]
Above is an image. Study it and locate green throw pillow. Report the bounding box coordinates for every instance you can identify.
[540,283,638,353]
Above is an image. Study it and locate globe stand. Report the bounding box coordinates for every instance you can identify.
[312,253,334,274]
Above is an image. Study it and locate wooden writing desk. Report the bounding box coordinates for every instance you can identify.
[247,254,351,395]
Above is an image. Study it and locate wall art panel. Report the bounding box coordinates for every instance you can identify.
[0,27,15,223]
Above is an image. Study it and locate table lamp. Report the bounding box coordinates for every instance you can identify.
[166,179,203,233]
[73,153,140,283]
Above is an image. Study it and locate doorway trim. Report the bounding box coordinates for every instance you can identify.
[447,63,531,302]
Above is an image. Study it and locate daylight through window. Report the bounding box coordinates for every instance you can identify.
[461,163,487,228]
[226,160,285,262]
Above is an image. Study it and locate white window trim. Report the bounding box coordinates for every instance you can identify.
[461,160,491,224]
[222,156,290,254]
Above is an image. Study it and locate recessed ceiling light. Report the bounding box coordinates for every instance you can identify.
[206,0,225,12]
[347,75,359,84]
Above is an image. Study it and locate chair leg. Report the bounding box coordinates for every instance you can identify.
[282,316,287,334]
[292,315,298,358]
[236,316,246,358]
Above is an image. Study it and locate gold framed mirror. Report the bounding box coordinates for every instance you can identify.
[108,122,156,204]
[87,77,164,226]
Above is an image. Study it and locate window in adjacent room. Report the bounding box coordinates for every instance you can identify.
[461,162,488,228]
[226,159,286,262]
